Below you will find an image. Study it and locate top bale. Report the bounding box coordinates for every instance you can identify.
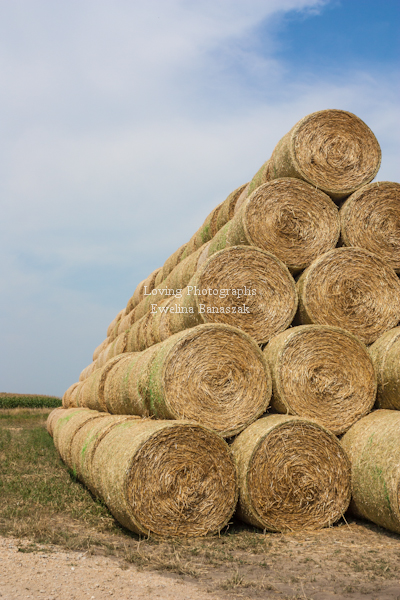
[268,109,381,201]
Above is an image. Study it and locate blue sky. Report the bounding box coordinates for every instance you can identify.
[1,0,399,396]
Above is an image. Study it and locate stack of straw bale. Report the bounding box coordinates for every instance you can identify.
[48,408,238,537]
[53,108,400,537]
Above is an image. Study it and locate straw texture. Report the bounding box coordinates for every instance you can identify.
[92,338,109,362]
[106,323,271,437]
[46,407,65,437]
[50,408,238,536]
[369,327,400,410]
[268,109,381,200]
[341,409,400,534]
[78,354,132,412]
[62,382,79,408]
[69,413,138,494]
[340,181,400,273]
[125,268,162,314]
[232,415,351,532]
[264,325,376,435]
[91,419,238,536]
[296,247,400,345]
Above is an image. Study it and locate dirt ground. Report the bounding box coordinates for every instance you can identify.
[1,520,400,600]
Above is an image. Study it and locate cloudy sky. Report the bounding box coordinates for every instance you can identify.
[1,0,399,396]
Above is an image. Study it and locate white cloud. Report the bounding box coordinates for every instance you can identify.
[0,0,398,394]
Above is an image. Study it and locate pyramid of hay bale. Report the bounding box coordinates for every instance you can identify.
[49,108,400,537]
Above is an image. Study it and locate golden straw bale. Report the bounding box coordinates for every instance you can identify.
[154,183,247,288]
[106,323,271,438]
[95,331,128,368]
[67,381,85,408]
[216,183,248,230]
[106,309,125,338]
[232,415,351,532]
[126,246,297,349]
[369,326,400,410]
[62,382,79,408]
[129,243,211,326]
[78,361,97,382]
[92,337,109,362]
[52,408,98,459]
[55,410,108,469]
[264,325,376,435]
[108,308,126,342]
[91,419,238,536]
[268,109,381,200]
[154,245,188,287]
[46,407,65,437]
[126,268,162,313]
[296,247,400,345]
[208,179,339,273]
[169,246,297,345]
[340,181,400,273]
[78,354,131,411]
[234,160,272,214]
[69,413,139,494]
[341,409,400,534]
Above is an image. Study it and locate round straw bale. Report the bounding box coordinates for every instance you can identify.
[232,415,351,532]
[268,109,381,200]
[62,382,79,408]
[216,183,248,230]
[56,409,108,469]
[369,327,400,410]
[68,381,85,408]
[79,362,97,382]
[234,160,272,214]
[167,246,297,345]
[154,245,188,288]
[130,244,210,326]
[209,179,339,273]
[341,409,400,534]
[108,308,127,342]
[91,419,238,536]
[264,325,376,434]
[106,309,125,338]
[78,354,131,411]
[52,408,97,460]
[69,413,138,493]
[92,337,109,362]
[340,182,400,273]
[96,331,128,368]
[296,247,400,345]
[126,268,162,313]
[46,407,65,437]
[106,323,271,437]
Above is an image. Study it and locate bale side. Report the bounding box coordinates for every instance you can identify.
[369,327,400,410]
[341,409,400,534]
[340,181,400,273]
